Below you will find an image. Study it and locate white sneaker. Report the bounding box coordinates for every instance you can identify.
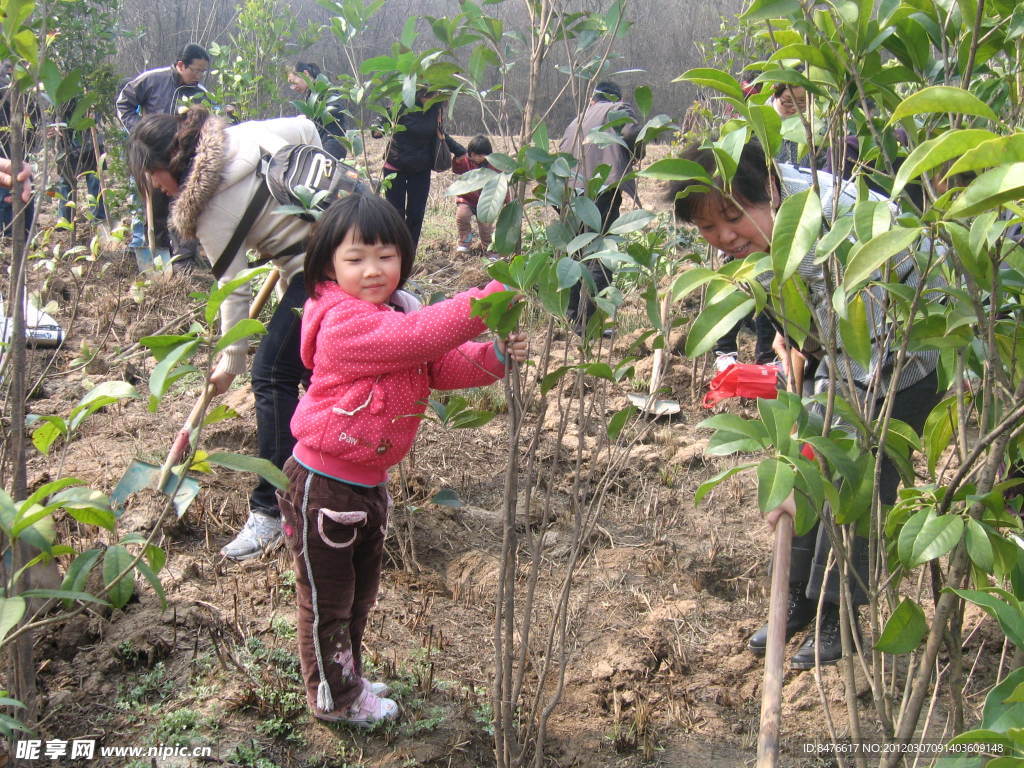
[456,245,471,253]
[220,511,283,560]
[714,353,738,373]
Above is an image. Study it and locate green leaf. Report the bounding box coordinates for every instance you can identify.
[634,85,652,117]
[492,200,522,255]
[133,558,166,609]
[838,293,872,369]
[673,68,744,101]
[203,404,240,427]
[771,188,821,284]
[757,457,796,514]
[555,257,582,290]
[740,0,802,22]
[477,172,509,224]
[540,365,572,395]
[60,549,103,607]
[206,453,289,491]
[698,413,770,442]
[566,232,598,255]
[607,405,636,440]
[802,435,858,482]
[910,514,964,567]
[30,416,67,455]
[843,227,921,289]
[148,339,199,406]
[641,158,713,182]
[966,518,995,573]
[950,589,1024,648]
[214,318,266,354]
[205,267,271,326]
[607,209,653,235]
[684,291,755,357]
[103,545,135,610]
[572,196,602,233]
[924,396,958,477]
[947,163,1024,219]
[889,85,998,124]
[694,463,757,505]
[898,508,931,567]
[947,134,1024,178]
[874,597,927,654]
[0,597,26,644]
[671,267,718,300]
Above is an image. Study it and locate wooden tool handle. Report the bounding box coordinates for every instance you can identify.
[757,513,794,768]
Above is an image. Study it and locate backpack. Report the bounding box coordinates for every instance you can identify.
[212,144,369,279]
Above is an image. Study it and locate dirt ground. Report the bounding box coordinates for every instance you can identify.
[5,137,1008,768]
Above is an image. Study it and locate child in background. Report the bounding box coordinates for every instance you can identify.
[279,193,528,726]
[447,133,501,255]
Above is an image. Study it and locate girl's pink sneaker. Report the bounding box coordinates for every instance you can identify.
[316,689,398,727]
[362,677,390,697]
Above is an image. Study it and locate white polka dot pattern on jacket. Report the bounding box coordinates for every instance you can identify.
[290,279,509,487]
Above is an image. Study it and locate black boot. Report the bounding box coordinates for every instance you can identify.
[791,603,856,670]
[748,584,816,656]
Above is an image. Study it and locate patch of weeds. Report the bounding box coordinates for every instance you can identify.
[332,743,365,767]
[470,685,494,736]
[229,638,306,719]
[255,716,305,747]
[270,615,296,640]
[115,639,145,668]
[154,707,207,745]
[399,703,446,737]
[116,661,173,710]
[280,569,296,594]
[228,740,280,768]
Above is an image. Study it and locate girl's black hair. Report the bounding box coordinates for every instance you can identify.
[669,138,777,223]
[467,134,492,155]
[304,194,416,297]
[127,105,213,191]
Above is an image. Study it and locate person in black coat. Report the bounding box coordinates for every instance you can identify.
[375,90,446,248]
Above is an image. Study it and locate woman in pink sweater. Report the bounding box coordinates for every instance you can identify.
[279,193,527,726]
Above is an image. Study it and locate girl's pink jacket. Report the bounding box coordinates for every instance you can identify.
[290,280,508,485]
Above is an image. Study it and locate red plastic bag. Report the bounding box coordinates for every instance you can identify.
[702,363,783,408]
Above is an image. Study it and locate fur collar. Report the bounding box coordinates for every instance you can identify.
[170,116,227,241]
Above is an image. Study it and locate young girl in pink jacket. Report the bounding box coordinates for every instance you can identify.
[279,193,527,726]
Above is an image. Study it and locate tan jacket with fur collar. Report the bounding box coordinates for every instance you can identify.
[170,115,320,376]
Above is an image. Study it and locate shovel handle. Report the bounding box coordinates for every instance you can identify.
[757,513,794,768]
[249,268,280,319]
[153,267,282,492]
[156,382,218,490]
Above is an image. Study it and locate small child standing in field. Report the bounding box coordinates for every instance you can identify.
[279,193,527,726]
[447,133,501,255]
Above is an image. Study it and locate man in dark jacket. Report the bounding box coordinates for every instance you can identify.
[117,44,209,268]
[288,62,348,160]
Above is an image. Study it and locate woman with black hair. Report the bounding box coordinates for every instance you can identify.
[670,139,941,669]
[129,105,319,561]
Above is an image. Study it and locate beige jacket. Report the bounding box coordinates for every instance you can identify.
[171,115,321,375]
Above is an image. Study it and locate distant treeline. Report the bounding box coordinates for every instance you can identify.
[114,0,744,132]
